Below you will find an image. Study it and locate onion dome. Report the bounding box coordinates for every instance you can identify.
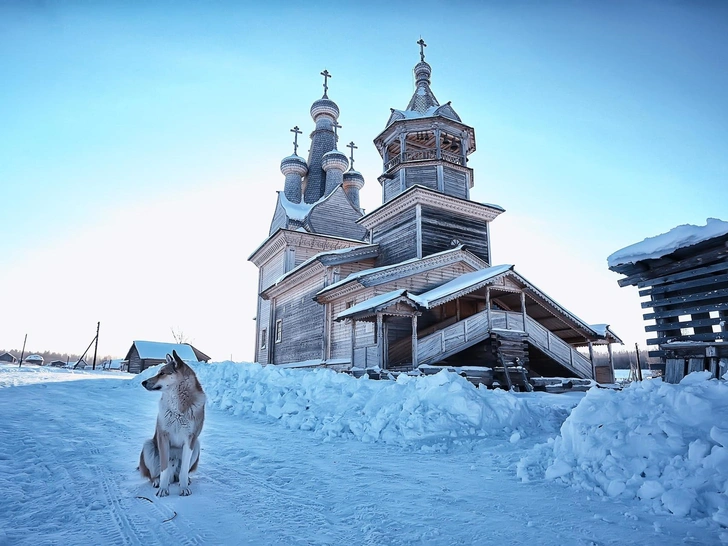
[321,149,349,173]
[310,98,340,122]
[414,60,432,87]
[343,169,364,186]
[280,154,308,177]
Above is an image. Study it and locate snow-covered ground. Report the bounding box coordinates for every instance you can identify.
[1,363,725,545]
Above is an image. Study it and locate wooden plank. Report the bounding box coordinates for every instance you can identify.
[646,331,728,345]
[644,301,728,320]
[639,272,728,297]
[688,358,705,374]
[645,316,722,332]
[665,358,685,384]
[618,247,728,287]
[635,260,728,289]
[641,287,728,309]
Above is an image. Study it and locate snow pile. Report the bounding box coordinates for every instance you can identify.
[518,372,728,523]
[134,362,570,449]
[607,217,728,267]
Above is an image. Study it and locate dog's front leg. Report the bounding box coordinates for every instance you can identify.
[156,432,171,497]
[178,442,193,496]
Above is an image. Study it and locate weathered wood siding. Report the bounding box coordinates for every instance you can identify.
[383,175,402,203]
[442,167,468,200]
[372,207,417,266]
[268,199,288,236]
[257,299,271,364]
[404,166,438,191]
[420,205,490,264]
[307,188,368,241]
[260,250,286,291]
[272,279,326,364]
[127,346,143,374]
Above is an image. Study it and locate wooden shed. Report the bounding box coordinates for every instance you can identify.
[124,341,210,374]
[608,218,728,383]
[0,351,18,363]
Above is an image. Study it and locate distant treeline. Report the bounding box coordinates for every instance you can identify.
[592,347,659,369]
[1,349,115,365]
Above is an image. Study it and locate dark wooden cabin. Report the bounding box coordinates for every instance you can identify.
[124,340,210,374]
[608,218,728,383]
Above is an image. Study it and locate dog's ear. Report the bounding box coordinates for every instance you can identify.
[165,353,174,365]
[172,350,185,368]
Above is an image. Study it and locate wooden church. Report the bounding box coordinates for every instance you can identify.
[249,41,622,386]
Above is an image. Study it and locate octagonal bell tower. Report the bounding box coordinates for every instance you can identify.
[373,39,476,204]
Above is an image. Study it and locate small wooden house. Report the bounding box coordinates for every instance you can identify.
[124,341,210,374]
[608,218,728,383]
[250,44,622,387]
[0,351,18,363]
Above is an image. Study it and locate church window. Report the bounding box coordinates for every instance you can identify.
[260,329,267,350]
[275,320,282,343]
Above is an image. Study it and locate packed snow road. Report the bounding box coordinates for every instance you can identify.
[0,364,722,545]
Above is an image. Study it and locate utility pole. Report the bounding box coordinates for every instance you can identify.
[19,334,27,368]
[92,322,100,370]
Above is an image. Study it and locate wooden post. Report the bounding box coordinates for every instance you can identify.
[634,342,643,381]
[411,314,418,371]
[92,322,100,370]
[607,342,615,383]
[376,314,384,370]
[456,298,461,322]
[19,333,27,368]
[588,341,595,380]
[350,319,356,368]
[520,292,527,333]
[485,287,491,328]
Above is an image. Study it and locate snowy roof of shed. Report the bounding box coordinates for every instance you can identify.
[607,218,728,268]
[126,341,200,362]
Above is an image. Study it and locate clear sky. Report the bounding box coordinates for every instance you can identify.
[1,1,727,361]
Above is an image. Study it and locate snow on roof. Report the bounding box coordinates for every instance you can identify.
[279,192,315,221]
[271,244,377,286]
[336,289,410,320]
[318,246,468,297]
[131,341,198,361]
[409,265,514,308]
[25,354,43,361]
[607,218,728,268]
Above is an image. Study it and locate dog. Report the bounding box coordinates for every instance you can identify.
[139,350,206,497]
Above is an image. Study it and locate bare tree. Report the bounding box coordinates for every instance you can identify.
[171,327,190,344]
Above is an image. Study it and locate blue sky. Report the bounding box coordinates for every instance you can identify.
[1,1,726,360]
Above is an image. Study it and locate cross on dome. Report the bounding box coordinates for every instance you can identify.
[320,69,331,98]
[417,37,427,62]
[333,121,342,138]
[347,141,358,168]
[290,126,302,155]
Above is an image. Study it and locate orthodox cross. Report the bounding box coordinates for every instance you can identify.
[321,69,331,98]
[290,126,302,155]
[333,121,342,139]
[417,38,427,62]
[347,141,358,168]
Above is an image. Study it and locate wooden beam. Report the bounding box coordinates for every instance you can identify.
[377,314,384,370]
[621,251,728,288]
[639,272,728,297]
[646,331,728,345]
[411,314,418,371]
[645,316,722,332]
[644,301,728,321]
[641,287,728,309]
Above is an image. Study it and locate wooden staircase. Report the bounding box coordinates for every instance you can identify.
[415,309,593,379]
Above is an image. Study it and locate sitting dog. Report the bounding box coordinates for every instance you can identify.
[139,350,206,496]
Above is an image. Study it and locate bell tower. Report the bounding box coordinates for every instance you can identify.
[373,39,476,204]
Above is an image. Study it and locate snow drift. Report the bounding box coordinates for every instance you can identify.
[133,361,570,449]
[518,372,728,523]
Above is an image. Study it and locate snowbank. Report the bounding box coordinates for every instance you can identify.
[133,362,571,449]
[518,372,728,523]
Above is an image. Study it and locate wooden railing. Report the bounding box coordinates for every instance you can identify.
[383,149,465,172]
[415,309,593,379]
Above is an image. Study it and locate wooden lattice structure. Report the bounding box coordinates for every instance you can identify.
[608,221,728,383]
